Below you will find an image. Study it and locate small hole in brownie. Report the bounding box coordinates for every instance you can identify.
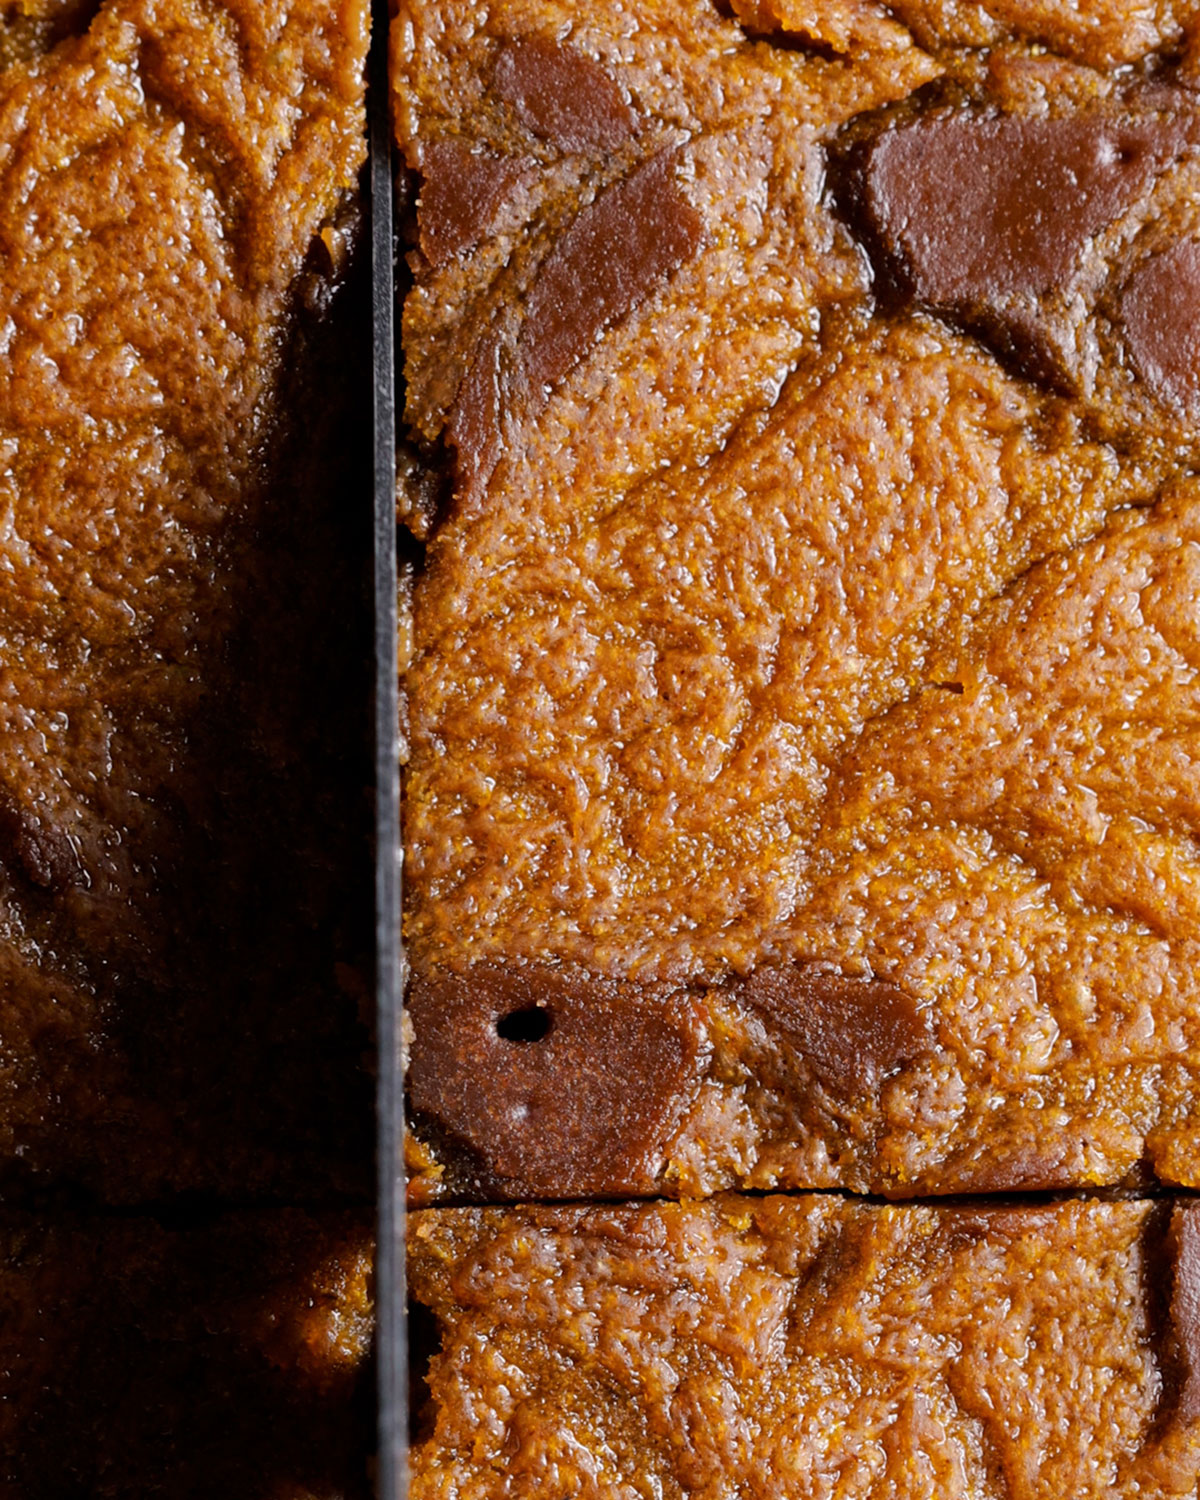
[1103,140,1139,167]
[496,1006,553,1043]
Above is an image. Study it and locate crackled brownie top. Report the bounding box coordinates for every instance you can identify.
[409,1195,1200,1499]
[0,0,374,1199]
[395,0,1200,1201]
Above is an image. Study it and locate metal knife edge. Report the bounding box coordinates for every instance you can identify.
[368,0,407,1490]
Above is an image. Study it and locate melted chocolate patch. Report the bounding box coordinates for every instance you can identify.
[418,139,530,268]
[493,37,638,153]
[406,964,707,1197]
[936,1206,1056,1248]
[518,147,703,397]
[859,100,1199,386]
[740,964,933,1093]
[866,110,1191,299]
[446,149,702,505]
[1170,1202,1200,1421]
[950,1150,1073,1194]
[446,328,504,507]
[1122,238,1200,411]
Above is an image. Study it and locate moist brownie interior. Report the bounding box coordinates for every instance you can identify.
[395,0,1200,1204]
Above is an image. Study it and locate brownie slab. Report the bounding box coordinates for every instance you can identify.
[0,0,374,1200]
[409,1194,1200,1499]
[394,0,1200,1199]
[0,1207,373,1499]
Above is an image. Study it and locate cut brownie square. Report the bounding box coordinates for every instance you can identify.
[0,0,375,1200]
[409,1194,1200,1499]
[394,0,1200,1200]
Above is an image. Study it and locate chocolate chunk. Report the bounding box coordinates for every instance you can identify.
[406,964,707,1197]
[859,100,1199,385]
[446,328,504,505]
[418,139,530,268]
[517,148,703,398]
[936,1206,1057,1247]
[867,108,1193,300]
[1170,1202,1200,1421]
[0,796,82,893]
[446,149,702,507]
[948,1151,1073,1194]
[740,964,933,1094]
[493,37,637,153]
[1122,239,1200,411]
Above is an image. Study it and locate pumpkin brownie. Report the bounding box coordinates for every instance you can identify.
[0,0,374,1199]
[0,1207,373,1498]
[409,1193,1200,1499]
[395,0,1200,1200]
